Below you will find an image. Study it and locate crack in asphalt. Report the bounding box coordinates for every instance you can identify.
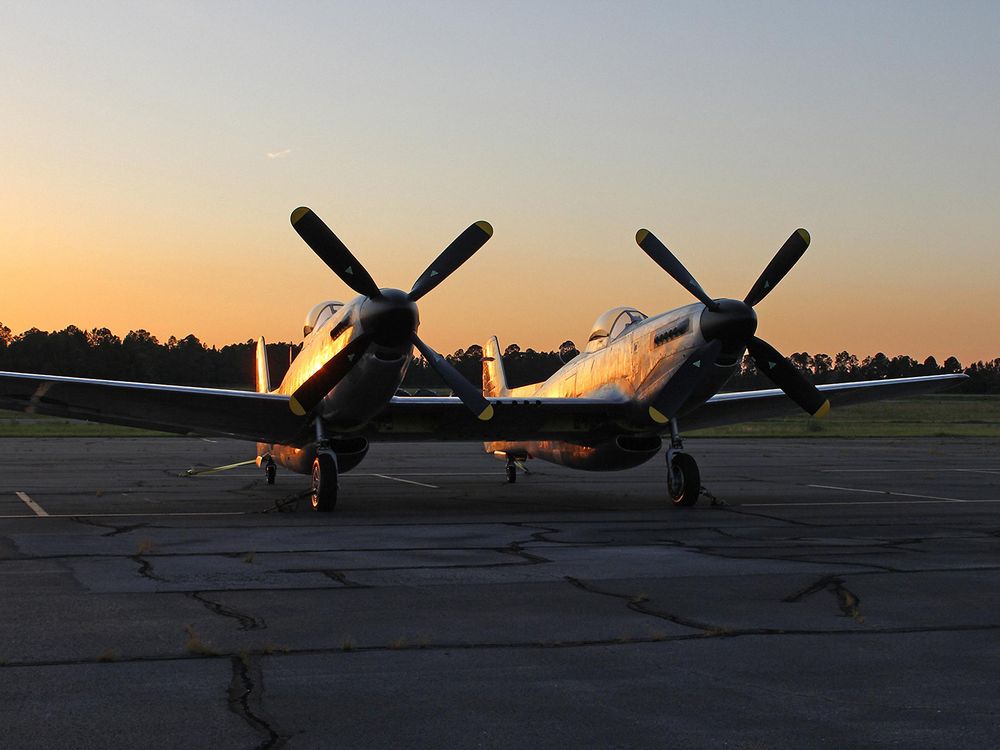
[228,654,286,749]
[190,591,267,630]
[3,621,1000,671]
[783,574,866,624]
[130,554,167,582]
[72,517,151,537]
[565,576,717,633]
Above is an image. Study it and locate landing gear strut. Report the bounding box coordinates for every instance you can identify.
[666,419,700,507]
[263,456,276,485]
[505,457,517,484]
[310,422,339,512]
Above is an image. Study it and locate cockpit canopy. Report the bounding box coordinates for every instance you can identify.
[587,307,648,344]
[303,300,344,337]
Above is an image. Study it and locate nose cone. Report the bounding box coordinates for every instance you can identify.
[361,288,419,346]
[699,298,758,350]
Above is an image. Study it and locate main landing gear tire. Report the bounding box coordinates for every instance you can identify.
[668,452,700,507]
[311,453,338,512]
[264,460,276,485]
[505,463,517,484]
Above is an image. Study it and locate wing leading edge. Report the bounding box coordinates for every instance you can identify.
[0,371,309,444]
[0,370,967,444]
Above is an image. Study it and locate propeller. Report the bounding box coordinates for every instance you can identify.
[743,229,810,307]
[746,337,829,417]
[290,208,494,420]
[289,334,370,416]
[636,227,829,420]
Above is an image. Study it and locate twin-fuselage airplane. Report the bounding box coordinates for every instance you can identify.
[0,208,964,510]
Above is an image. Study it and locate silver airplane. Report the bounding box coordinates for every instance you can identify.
[0,208,964,510]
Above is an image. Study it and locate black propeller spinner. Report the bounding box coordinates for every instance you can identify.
[288,207,494,420]
[636,227,829,421]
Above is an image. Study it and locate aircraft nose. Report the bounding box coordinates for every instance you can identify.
[699,298,758,350]
[361,288,419,347]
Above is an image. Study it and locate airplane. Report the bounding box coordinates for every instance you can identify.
[0,208,965,511]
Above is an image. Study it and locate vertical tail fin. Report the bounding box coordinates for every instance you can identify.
[255,337,272,393]
[482,335,510,397]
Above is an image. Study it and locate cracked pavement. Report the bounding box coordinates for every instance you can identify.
[0,437,998,748]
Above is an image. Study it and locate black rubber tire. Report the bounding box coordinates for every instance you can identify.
[506,464,517,484]
[310,453,338,512]
[668,452,700,507]
[265,463,276,485]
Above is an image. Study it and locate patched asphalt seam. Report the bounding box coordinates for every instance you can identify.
[190,591,267,630]
[228,654,287,749]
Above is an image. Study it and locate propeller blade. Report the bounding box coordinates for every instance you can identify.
[747,336,829,417]
[411,333,493,421]
[291,207,381,298]
[648,340,723,424]
[288,334,370,416]
[743,229,810,307]
[636,229,718,310]
[408,221,493,302]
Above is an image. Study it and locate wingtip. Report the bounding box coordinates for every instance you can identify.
[290,207,312,226]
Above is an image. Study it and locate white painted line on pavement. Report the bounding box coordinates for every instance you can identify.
[807,484,967,502]
[372,474,439,489]
[744,498,1000,507]
[821,468,999,474]
[15,492,48,517]
[0,511,247,519]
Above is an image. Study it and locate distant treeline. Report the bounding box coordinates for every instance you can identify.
[1,324,998,394]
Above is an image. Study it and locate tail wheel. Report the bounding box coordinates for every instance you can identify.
[311,453,339,512]
[668,452,700,507]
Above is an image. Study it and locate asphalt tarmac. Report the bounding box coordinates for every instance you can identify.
[0,437,997,749]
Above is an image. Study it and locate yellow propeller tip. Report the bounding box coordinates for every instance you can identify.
[475,220,494,237]
[648,406,669,424]
[478,404,495,421]
[796,228,811,245]
[289,397,306,416]
[813,400,831,419]
[636,229,649,244]
[290,207,311,225]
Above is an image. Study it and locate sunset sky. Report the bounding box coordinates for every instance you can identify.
[2,2,998,364]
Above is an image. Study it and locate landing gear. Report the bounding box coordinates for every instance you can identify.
[667,452,700,506]
[505,457,517,484]
[263,456,276,485]
[666,418,701,507]
[311,452,339,512]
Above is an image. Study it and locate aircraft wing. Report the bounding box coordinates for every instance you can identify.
[683,374,968,431]
[0,371,309,444]
[373,374,967,440]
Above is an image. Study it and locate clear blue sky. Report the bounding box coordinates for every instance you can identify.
[2,1,998,362]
